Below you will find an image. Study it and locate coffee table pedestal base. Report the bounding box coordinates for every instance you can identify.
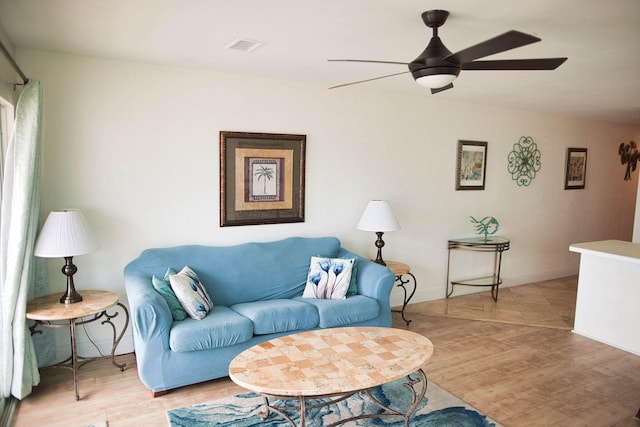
[259,369,427,427]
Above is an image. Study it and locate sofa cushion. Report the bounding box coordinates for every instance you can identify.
[170,306,253,352]
[230,299,319,335]
[294,295,380,328]
[302,256,354,300]
[152,268,188,321]
[170,266,214,320]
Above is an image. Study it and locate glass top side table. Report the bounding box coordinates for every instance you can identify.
[446,237,510,302]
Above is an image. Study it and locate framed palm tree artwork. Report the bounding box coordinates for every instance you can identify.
[220,131,306,226]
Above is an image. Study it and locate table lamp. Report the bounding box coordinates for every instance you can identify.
[357,200,400,266]
[34,209,101,304]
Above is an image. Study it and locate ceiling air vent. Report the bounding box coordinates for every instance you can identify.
[224,39,263,52]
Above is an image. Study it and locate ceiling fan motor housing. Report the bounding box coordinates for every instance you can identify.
[409,36,460,83]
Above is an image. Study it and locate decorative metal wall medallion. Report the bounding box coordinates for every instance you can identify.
[618,140,639,181]
[507,136,541,186]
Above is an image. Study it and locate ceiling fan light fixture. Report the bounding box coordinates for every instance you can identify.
[415,73,457,89]
[411,65,460,89]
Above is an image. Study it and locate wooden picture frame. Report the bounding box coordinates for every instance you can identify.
[456,140,487,190]
[565,147,587,190]
[220,131,306,226]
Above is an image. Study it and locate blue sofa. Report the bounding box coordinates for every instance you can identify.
[124,236,395,395]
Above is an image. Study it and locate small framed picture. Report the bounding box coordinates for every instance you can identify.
[220,131,306,226]
[565,148,587,190]
[456,140,487,190]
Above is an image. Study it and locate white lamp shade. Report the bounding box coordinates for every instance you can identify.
[357,200,401,232]
[415,73,458,89]
[34,209,101,258]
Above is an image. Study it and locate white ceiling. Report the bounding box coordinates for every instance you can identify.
[1,0,639,125]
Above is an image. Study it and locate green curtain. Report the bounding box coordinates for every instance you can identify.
[0,80,44,399]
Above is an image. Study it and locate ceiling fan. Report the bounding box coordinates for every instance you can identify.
[329,10,567,94]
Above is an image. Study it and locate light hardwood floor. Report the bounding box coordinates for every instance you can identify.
[12,277,640,426]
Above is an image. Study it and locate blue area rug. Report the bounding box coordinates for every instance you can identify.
[167,378,502,426]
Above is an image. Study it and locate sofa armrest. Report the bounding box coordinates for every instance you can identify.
[123,268,173,350]
[337,248,395,313]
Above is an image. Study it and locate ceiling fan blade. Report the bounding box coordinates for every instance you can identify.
[328,71,410,89]
[328,59,409,65]
[462,57,567,70]
[431,83,454,94]
[445,30,541,64]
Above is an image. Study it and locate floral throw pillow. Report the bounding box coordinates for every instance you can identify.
[302,256,355,300]
[169,266,214,320]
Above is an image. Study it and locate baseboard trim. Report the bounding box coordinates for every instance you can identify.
[502,266,579,288]
[390,267,579,307]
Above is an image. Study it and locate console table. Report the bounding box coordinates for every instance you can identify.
[385,261,416,325]
[26,290,129,400]
[446,236,510,302]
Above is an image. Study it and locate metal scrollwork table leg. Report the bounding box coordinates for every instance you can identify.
[258,369,427,427]
[384,261,417,326]
[392,273,417,325]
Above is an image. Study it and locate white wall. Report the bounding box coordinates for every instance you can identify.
[17,49,640,360]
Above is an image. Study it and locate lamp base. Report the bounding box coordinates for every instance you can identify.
[374,231,387,266]
[60,256,83,304]
[60,291,83,305]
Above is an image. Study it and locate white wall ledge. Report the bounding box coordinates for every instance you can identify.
[569,240,640,265]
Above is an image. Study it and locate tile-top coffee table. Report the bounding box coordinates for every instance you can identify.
[229,326,433,427]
